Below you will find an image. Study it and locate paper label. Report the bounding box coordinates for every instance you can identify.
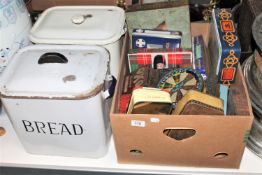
[131,120,145,127]
[150,118,160,123]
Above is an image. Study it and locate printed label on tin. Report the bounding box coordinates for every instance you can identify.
[22,120,84,135]
[131,120,145,127]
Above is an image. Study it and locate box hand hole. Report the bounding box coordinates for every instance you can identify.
[130,149,143,156]
[163,129,196,141]
[214,152,228,159]
[38,53,68,64]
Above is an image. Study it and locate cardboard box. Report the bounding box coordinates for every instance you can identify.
[110,23,254,168]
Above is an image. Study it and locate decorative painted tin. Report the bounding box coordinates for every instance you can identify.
[29,6,126,77]
[127,49,192,72]
[0,0,31,73]
[131,28,182,49]
[209,8,241,86]
[0,45,112,158]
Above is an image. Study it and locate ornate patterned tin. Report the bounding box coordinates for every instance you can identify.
[208,8,241,86]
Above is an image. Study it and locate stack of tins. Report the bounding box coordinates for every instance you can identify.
[242,50,262,159]
[242,11,262,159]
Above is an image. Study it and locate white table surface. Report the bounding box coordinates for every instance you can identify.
[1,110,262,175]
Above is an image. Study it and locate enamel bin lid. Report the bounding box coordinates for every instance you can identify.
[0,45,109,99]
[29,6,126,45]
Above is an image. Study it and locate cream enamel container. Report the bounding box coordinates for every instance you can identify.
[0,45,111,158]
[29,6,126,78]
[0,0,31,73]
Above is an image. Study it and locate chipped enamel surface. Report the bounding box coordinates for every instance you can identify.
[0,44,111,158]
[0,45,109,99]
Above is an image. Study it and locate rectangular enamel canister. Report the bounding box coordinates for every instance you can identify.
[0,45,111,158]
[29,6,126,78]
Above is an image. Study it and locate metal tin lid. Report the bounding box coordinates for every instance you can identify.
[29,6,126,45]
[0,45,109,99]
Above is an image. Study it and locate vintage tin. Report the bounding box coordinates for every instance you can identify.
[0,45,112,158]
[29,6,126,78]
[243,51,262,159]
[247,117,262,159]
[0,0,32,73]
[242,51,262,119]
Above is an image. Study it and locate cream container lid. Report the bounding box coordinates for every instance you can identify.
[0,45,109,99]
[29,6,126,45]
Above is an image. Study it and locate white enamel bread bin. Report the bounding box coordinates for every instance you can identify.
[0,45,112,158]
[29,6,126,78]
[0,0,31,73]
